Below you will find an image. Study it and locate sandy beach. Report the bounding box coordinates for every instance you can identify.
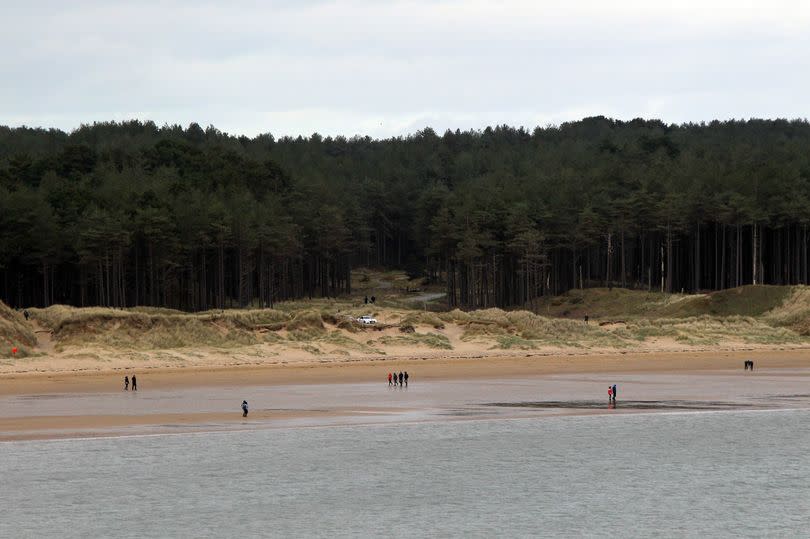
[2,348,809,441]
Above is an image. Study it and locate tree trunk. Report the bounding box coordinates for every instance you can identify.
[752,223,758,285]
[620,229,626,288]
[695,223,700,292]
[218,239,225,310]
[665,225,673,293]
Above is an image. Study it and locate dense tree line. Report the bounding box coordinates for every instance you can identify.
[2,117,810,311]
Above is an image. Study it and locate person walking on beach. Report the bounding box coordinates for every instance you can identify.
[131,375,137,391]
[398,372,403,387]
[124,376,129,391]
[608,386,612,402]
[404,371,409,387]
[612,384,617,401]
[242,400,249,417]
[388,372,393,387]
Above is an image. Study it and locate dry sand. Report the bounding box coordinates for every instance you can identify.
[2,348,810,441]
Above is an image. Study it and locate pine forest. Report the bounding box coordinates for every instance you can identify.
[2,117,810,311]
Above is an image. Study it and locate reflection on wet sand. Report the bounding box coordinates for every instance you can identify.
[3,367,810,440]
[486,400,760,411]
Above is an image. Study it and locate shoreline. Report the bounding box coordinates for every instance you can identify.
[6,406,810,444]
[1,347,809,393]
[1,348,809,442]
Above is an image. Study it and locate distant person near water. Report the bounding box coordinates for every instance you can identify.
[131,375,137,391]
[388,372,393,386]
[124,376,129,391]
[404,371,409,387]
[398,372,403,386]
[242,400,249,417]
[612,384,617,401]
[608,386,612,402]
[744,360,754,371]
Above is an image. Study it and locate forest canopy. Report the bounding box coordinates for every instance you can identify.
[2,117,810,311]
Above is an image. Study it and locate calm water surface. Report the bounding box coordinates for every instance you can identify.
[2,410,809,538]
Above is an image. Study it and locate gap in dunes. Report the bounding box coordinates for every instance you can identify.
[2,270,810,374]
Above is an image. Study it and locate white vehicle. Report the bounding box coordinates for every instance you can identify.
[356,315,377,325]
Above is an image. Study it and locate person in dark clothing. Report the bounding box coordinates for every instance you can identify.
[404,371,409,387]
[398,372,403,386]
[23,310,30,321]
[242,400,249,417]
[370,296,376,304]
[131,375,137,391]
[364,296,368,304]
[584,314,589,325]
[612,384,617,401]
[124,376,129,391]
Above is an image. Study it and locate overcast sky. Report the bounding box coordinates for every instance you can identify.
[2,0,809,138]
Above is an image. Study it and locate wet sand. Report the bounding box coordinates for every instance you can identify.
[1,349,809,441]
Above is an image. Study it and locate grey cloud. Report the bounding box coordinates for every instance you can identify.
[1,0,809,137]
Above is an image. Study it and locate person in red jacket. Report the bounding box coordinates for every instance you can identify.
[388,372,393,387]
[608,386,613,401]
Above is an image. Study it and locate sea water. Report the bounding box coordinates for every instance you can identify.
[2,410,809,538]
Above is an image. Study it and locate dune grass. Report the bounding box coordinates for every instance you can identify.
[0,301,37,357]
[376,332,453,350]
[535,285,794,320]
[26,305,276,349]
[10,278,810,356]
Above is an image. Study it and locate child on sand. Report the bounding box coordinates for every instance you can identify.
[242,400,249,417]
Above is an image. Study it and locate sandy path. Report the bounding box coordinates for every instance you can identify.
[30,320,56,354]
[408,292,446,303]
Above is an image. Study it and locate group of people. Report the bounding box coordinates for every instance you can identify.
[744,360,755,371]
[607,383,618,402]
[123,375,138,391]
[364,296,376,304]
[388,371,409,387]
